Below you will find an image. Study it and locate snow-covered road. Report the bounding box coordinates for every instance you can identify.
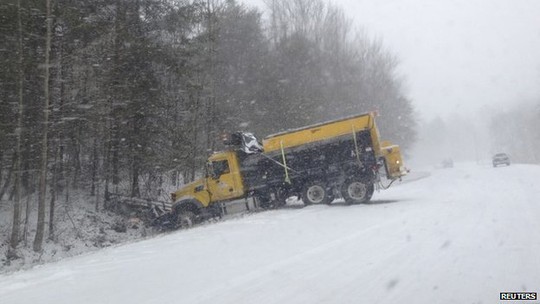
[1,163,540,304]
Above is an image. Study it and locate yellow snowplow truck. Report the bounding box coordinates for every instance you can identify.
[167,112,407,228]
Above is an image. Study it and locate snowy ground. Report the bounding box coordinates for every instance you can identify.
[0,192,149,274]
[1,162,539,304]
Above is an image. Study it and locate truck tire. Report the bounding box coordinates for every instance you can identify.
[176,210,196,229]
[255,192,273,209]
[274,186,291,208]
[341,178,374,204]
[172,199,201,229]
[302,181,332,205]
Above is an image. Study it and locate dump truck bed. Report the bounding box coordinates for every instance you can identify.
[263,112,382,156]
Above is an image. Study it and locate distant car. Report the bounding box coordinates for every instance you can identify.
[492,153,510,167]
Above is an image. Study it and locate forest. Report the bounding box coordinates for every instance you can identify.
[0,0,415,259]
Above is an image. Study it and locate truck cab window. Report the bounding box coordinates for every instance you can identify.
[212,160,230,178]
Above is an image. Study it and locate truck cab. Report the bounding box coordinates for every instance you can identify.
[205,151,246,202]
[170,150,246,222]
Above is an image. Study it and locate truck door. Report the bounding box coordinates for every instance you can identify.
[207,156,242,201]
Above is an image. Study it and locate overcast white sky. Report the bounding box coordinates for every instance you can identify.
[241,0,540,120]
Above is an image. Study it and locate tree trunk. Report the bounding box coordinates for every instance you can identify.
[107,0,122,194]
[48,142,59,240]
[112,141,119,188]
[131,160,140,197]
[104,129,110,207]
[23,190,31,245]
[34,0,52,252]
[0,154,15,201]
[205,0,217,153]
[9,0,25,253]
[0,151,3,192]
[91,139,98,196]
[64,178,69,206]
[71,132,81,188]
[57,21,66,199]
[130,117,141,198]
[95,173,100,212]
[48,179,56,240]
[22,173,34,245]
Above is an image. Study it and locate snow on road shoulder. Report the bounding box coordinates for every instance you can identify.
[1,163,539,304]
[0,192,149,275]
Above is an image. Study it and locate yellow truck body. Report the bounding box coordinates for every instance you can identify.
[263,112,405,179]
[263,113,381,154]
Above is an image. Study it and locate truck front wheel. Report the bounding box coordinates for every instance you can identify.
[176,210,196,229]
[172,200,201,229]
[341,179,374,204]
[302,181,332,205]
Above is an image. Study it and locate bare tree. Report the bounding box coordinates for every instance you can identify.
[8,0,25,257]
[33,0,53,253]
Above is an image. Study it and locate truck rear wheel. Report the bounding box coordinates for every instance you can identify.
[302,181,332,205]
[341,179,374,204]
[266,186,288,208]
